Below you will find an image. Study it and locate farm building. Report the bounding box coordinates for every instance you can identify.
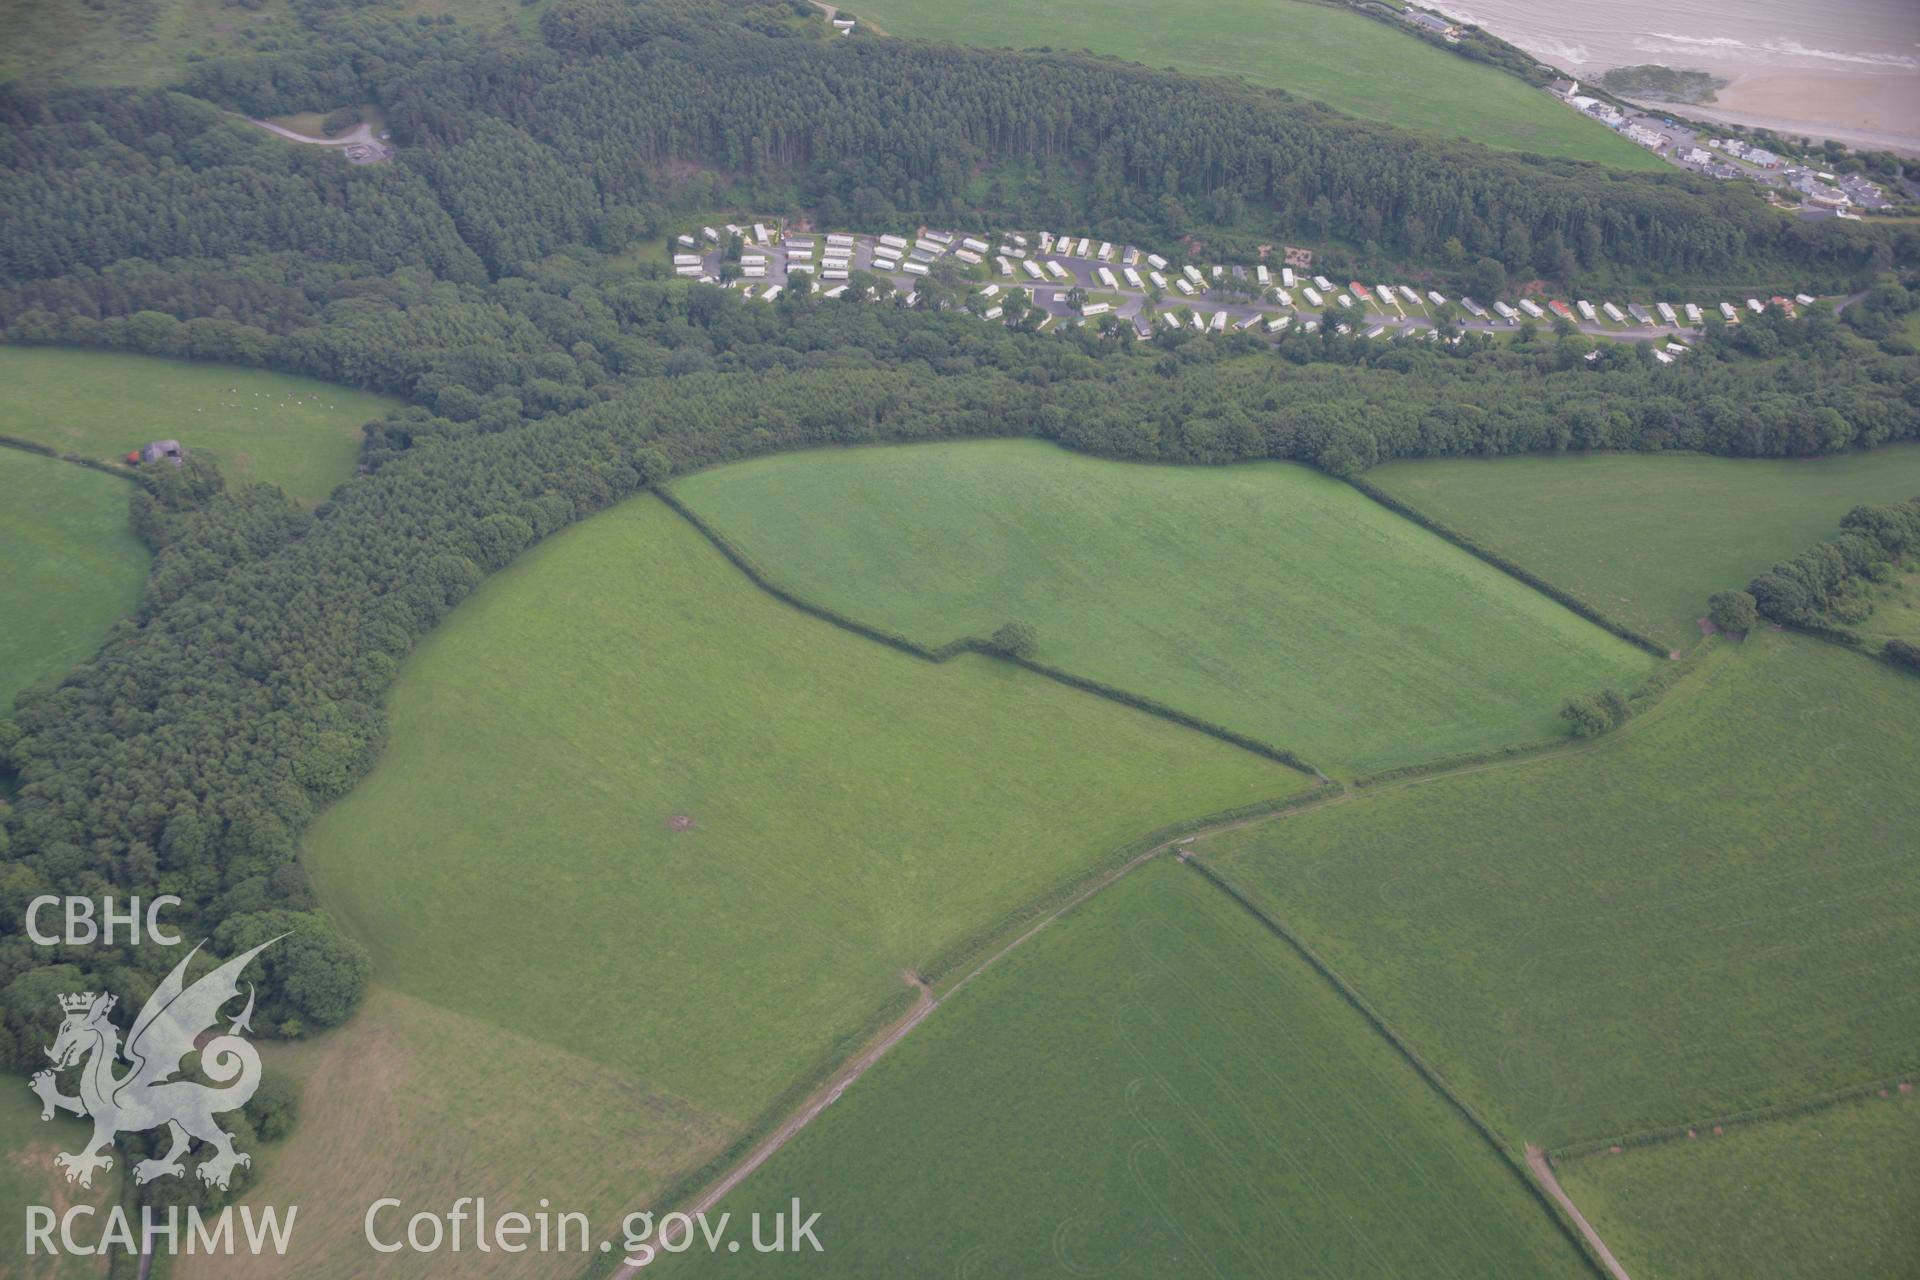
[126,439,185,467]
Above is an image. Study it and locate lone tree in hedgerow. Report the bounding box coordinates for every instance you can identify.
[1707,589,1760,637]
[990,620,1038,659]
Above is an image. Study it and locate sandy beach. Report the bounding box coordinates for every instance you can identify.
[1432,0,1920,152]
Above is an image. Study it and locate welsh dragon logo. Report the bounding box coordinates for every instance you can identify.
[30,937,280,1191]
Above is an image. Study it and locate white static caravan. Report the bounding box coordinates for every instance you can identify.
[1209,311,1227,332]
[1210,265,1224,281]
[752,224,770,244]
[1045,261,1072,281]
[823,285,848,299]
[761,284,782,300]
[926,230,954,244]
[1096,267,1118,289]
[914,238,945,256]
[954,249,984,265]
[1399,286,1422,306]
[902,261,929,277]
[1364,325,1386,338]
[701,226,721,242]
[1575,300,1597,321]
[1655,302,1677,324]
[1175,278,1197,296]
[820,259,849,273]
[1022,260,1046,281]
[1719,301,1739,321]
[983,306,1004,320]
[1075,237,1092,258]
[1011,234,1029,247]
[1097,242,1114,261]
[1182,265,1204,285]
[1428,291,1448,308]
[1146,253,1170,271]
[1666,341,1689,354]
[1161,313,1182,331]
[1300,320,1320,334]
[676,234,697,248]
[1312,275,1334,292]
[1654,350,1674,364]
[674,265,703,278]
[1459,298,1487,318]
[1336,293,1354,308]
[1517,299,1544,319]
[1081,302,1112,317]
[1684,303,1703,324]
[1264,315,1291,334]
[1281,267,1296,288]
[877,234,910,251]
[740,265,767,279]
[1148,271,1169,291]
[961,237,990,254]
[1492,301,1518,319]
[1378,286,1400,308]
[1038,232,1055,254]
[979,284,1000,298]
[820,268,849,281]
[1794,293,1816,306]
[1302,287,1325,307]
[1746,298,1764,314]
[1275,289,1293,308]
[787,262,816,275]
[1123,267,1144,290]
[825,233,855,248]
[672,254,703,266]
[1190,313,1206,331]
[1255,265,1270,286]
[1602,302,1627,323]
[784,238,816,255]
[1122,246,1140,266]
[1235,313,1263,331]
[997,257,1015,276]
[870,256,899,274]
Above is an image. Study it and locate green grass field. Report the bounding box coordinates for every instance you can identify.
[0,1088,119,1280]
[185,986,730,1280]
[0,347,397,503]
[673,440,1655,775]
[0,448,148,706]
[1368,447,1920,651]
[1556,1093,1920,1280]
[0,0,541,88]
[654,859,1589,1278]
[296,494,1300,1260]
[1197,633,1920,1150]
[1858,568,1920,648]
[846,0,1664,168]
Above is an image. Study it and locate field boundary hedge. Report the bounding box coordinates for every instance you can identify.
[916,785,1340,993]
[1183,857,1612,1280]
[658,486,1327,778]
[1345,473,1673,658]
[0,433,135,480]
[1550,1071,1919,1162]
[601,982,921,1274]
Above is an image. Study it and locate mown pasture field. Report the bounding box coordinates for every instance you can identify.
[654,859,1589,1278]
[844,0,1665,168]
[0,1087,119,1280]
[1556,1092,1920,1280]
[0,448,148,705]
[1196,633,1920,1149]
[0,0,542,88]
[673,440,1655,775]
[0,347,397,503]
[1368,446,1920,651]
[185,986,732,1279]
[296,495,1300,1262]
